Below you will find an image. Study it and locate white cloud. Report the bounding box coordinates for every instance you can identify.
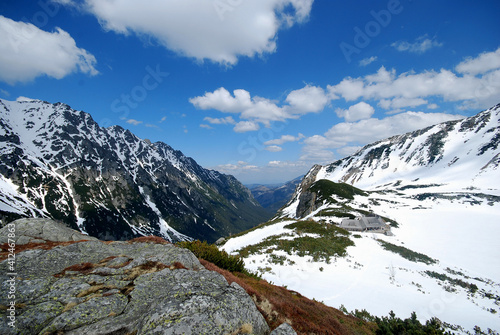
[328,55,500,109]
[200,124,214,129]
[190,85,328,132]
[61,0,313,65]
[204,116,236,125]
[234,120,260,133]
[337,146,362,156]
[335,101,374,122]
[456,48,500,75]
[213,161,258,173]
[264,134,305,146]
[301,111,464,162]
[392,35,442,54]
[213,159,309,184]
[0,15,98,84]
[299,146,335,163]
[378,97,428,110]
[16,96,38,102]
[126,119,143,125]
[284,85,329,114]
[359,56,377,67]
[265,145,283,152]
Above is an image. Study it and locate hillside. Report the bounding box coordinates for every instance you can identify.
[0,98,269,242]
[222,103,500,334]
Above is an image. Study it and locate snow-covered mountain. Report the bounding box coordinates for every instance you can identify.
[284,102,500,219]
[222,103,500,333]
[0,98,269,242]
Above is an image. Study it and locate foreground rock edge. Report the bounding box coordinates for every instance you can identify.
[0,218,279,335]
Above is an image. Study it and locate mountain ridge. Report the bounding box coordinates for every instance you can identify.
[281,103,500,219]
[0,98,269,242]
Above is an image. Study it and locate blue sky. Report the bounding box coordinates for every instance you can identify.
[1,0,499,184]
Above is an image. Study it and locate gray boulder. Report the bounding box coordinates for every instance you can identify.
[0,219,270,334]
[0,218,98,245]
[271,323,298,335]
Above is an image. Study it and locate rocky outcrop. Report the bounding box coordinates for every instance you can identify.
[292,165,322,218]
[0,218,99,245]
[0,219,270,334]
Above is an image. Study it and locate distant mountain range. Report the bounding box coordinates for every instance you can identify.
[247,176,303,213]
[0,98,269,242]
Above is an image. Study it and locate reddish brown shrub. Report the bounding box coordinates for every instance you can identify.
[199,259,376,335]
[0,240,90,261]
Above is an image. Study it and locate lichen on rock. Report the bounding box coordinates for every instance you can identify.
[0,218,270,335]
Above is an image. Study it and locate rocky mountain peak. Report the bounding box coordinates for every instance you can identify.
[0,98,270,242]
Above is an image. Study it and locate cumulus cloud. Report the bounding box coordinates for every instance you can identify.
[328,53,500,109]
[234,120,260,133]
[301,111,464,162]
[0,15,98,84]
[392,35,442,54]
[262,133,305,152]
[335,101,374,122]
[378,97,428,110]
[190,85,328,132]
[59,0,313,65]
[456,48,500,75]
[285,85,329,114]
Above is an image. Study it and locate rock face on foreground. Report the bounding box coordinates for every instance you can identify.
[0,219,273,334]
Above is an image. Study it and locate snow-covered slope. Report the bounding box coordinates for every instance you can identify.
[318,103,499,192]
[222,104,500,333]
[0,98,269,242]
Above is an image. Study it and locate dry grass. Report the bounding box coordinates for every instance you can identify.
[0,239,90,261]
[169,261,187,270]
[124,260,169,281]
[128,236,170,244]
[55,262,96,277]
[76,284,118,298]
[199,259,377,335]
[229,323,253,334]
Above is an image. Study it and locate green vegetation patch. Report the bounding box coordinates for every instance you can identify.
[237,220,354,262]
[425,270,478,294]
[310,179,367,201]
[177,240,246,273]
[377,239,437,265]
